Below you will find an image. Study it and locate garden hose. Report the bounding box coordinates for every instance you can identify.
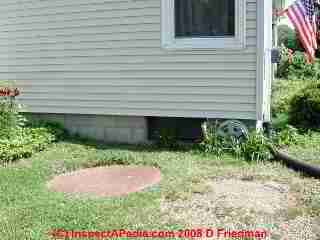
[268,145,320,179]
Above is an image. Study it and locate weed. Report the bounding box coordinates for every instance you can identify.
[200,121,271,161]
[199,120,239,157]
[239,131,271,161]
[271,125,299,147]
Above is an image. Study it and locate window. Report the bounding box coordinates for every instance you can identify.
[161,0,246,49]
[175,0,235,38]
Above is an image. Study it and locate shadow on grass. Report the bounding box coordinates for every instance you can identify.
[61,133,200,154]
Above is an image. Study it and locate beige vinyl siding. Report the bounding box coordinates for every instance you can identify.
[0,0,258,119]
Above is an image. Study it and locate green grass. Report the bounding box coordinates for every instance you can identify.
[0,140,242,240]
[0,137,320,239]
[1,75,320,239]
[271,77,320,164]
[285,131,320,165]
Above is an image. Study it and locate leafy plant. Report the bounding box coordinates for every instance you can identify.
[271,79,311,116]
[278,25,294,48]
[276,44,293,79]
[199,120,238,156]
[200,120,224,155]
[276,45,318,80]
[239,130,271,161]
[0,80,25,139]
[271,125,299,147]
[0,123,64,164]
[289,81,320,128]
[277,25,302,52]
[200,121,271,161]
[288,51,317,80]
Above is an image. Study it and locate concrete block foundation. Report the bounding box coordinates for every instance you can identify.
[24,113,148,144]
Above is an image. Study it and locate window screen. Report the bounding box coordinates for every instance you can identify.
[175,0,235,38]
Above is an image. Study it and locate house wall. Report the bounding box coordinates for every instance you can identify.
[0,0,258,120]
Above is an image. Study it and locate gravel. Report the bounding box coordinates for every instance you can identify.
[161,179,319,240]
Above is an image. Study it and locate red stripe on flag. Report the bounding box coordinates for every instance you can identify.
[285,1,316,59]
[292,3,313,51]
[288,7,314,55]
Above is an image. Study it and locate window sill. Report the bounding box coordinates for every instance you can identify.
[161,37,246,50]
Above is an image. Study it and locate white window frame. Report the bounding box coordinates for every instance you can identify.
[161,0,246,50]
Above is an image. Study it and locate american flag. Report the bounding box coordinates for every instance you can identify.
[281,0,318,60]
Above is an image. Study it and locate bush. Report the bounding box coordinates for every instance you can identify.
[278,25,301,51]
[0,82,65,164]
[289,81,320,128]
[288,51,317,80]
[276,45,293,79]
[0,100,26,138]
[276,45,318,80]
[0,123,65,164]
[272,79,310,116]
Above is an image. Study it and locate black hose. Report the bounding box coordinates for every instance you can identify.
[269,146,320,178]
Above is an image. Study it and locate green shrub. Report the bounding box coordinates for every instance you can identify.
[288,51,317,80]
[270,113,300,147]
[0,81,65,163]
[272,79,310,116]
[289,81,320,128]
[0,99,26,138]
[276,44,318,80]
[278,25,301,51]
[276,44,292,79]
[0,122,65,164]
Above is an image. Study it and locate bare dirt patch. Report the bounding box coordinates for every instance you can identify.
[161,179,318,240]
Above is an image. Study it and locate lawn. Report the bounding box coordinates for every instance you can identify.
[272,78,320,165]
[1,138,320,240]
[1,74,320,239]
[286,131,320,165]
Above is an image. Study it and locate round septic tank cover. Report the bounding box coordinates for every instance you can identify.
[47,166,161,197]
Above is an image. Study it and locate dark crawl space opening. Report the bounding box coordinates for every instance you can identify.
[147,117,206,141]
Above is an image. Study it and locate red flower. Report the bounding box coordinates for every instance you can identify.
[0,87,20,97]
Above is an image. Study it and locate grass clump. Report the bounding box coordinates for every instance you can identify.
[199,121,238,157]
[199,121,271,161]
[199,117,305,162]
[239,131,271,161]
